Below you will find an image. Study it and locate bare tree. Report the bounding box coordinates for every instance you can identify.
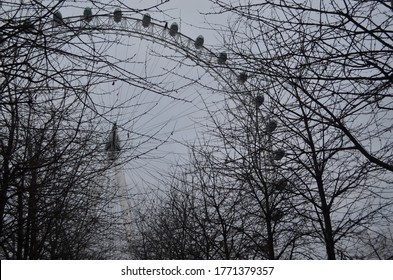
[0,0,175,259]
[200,0,393,259]
[133,158,251,260]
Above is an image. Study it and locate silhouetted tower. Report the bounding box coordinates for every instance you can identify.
[105,123,133,258]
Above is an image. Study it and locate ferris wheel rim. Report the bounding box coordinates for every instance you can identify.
[49,10,251,91]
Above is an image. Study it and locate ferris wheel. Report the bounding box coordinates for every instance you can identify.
[1,1,283,258]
